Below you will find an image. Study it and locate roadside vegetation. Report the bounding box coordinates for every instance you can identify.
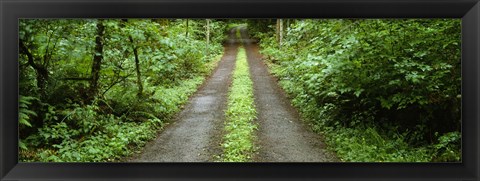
[19,19,227,162]
[248,19,461,162]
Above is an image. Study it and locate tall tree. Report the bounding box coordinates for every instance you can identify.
[119,19,144,97]
[205,19,210,61]
[129,35,143,97]
[18,20,63,99]
[276,19,280,43]
[87,19,105,103]
[19,39,50,99]
[185,19,189,38]
[276,19,284,47]
[279,19,283,48]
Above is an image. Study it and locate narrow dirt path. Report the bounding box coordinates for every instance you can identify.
[129,29,239,162]
[241,28,338,162]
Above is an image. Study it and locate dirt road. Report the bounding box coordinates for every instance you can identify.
[240,28,338,162]
[130,27,337,162]
[129,29,239,162]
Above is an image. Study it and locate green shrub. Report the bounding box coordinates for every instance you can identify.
[253,19,461,162]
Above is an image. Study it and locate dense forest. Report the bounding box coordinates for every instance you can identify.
[19,19,461,162]
[19,19,227,162]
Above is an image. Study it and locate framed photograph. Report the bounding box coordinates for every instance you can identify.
[1,0,479,180]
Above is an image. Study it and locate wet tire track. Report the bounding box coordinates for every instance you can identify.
[130,29,239,162]
[240,28,339,162]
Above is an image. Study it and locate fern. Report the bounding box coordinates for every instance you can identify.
[19,95,38,150]
[19,96,38,127]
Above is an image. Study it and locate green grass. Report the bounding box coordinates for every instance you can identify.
[221,46,257,162]
[236,27,242,40]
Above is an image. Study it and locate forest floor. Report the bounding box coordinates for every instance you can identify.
[129,28,338,162]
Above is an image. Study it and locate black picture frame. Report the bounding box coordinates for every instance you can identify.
[1,0,479,180]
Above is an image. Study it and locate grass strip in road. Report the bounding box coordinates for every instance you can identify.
[222,46,257,162]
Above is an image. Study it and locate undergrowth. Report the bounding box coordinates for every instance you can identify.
[253,19,461,162]
[263,44,460,162]
[20,55,223,162]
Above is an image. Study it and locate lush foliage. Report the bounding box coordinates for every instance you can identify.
[250,19,461,162]
[19,19,227,162]
[19,19,462,163]
[221,46,257,162]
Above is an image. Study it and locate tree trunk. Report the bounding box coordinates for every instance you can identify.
[276,19,280,44]
[129,36,143,97]
[185,19,189,38]
[19,39,49,99]
[279,19,284,48]
[206,19,210,46]
[88,19,105,103]
[205,19,210,61]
